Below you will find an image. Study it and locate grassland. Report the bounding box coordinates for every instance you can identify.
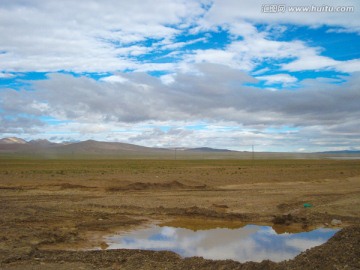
[1,158,360,269]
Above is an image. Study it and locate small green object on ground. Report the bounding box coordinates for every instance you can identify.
[303,203,312,208]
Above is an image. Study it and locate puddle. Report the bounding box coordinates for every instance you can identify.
[104,224,338,262]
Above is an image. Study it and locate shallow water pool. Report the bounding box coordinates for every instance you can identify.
[104,224,338,262]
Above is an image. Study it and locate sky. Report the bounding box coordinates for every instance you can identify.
[0,0,359,152]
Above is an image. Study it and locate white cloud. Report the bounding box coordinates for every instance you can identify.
[282,54,338,72]
[227,21,259,38]
[187,49,241,68]
[0,0,206,72]
[100,75,128,83]
[0,0,358,75]
[0,72,14,78]
[183,27,358,74]
[160,37,207,50]
[282,55,360,73]
[189,0,360,74]
[160,74,175,85]
[334,59,360,73]
[256,74,298,85]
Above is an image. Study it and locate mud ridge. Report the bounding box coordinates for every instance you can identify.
[155,206,259,222]
[106,180,207,191]
[56,183,96,190]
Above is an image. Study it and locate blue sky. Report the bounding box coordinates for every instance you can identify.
[0,0,359,152]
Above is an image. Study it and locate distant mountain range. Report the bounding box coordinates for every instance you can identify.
[184,147,234,152]
[318,150,360,154]
[0,137,359,159]
[0,137,236,157]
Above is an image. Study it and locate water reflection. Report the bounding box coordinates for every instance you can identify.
[105,225,338,262]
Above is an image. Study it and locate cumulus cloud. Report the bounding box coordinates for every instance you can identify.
[1,64,359,150]
[0,0,205,72]
[190,1,360,74]
[256,74,298,86]
[184,27,360,74]
[0,115,44,134]
[0,0,358,74]
[3,64,360,127]
[100,75,129,83]
[128,127,194,147]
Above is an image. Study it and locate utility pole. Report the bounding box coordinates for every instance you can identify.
[252,145,254,160]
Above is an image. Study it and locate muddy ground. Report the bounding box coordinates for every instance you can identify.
[0,159,360,269]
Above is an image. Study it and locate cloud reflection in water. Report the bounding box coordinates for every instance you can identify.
[105,225,338,262]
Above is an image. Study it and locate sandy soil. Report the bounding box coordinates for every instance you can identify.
[1,159,360,269]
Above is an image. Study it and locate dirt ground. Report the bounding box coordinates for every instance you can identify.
[1,159,360,269]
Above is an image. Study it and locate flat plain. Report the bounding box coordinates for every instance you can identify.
[1,158,360,269]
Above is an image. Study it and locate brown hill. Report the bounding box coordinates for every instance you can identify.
[0,137,27,144]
